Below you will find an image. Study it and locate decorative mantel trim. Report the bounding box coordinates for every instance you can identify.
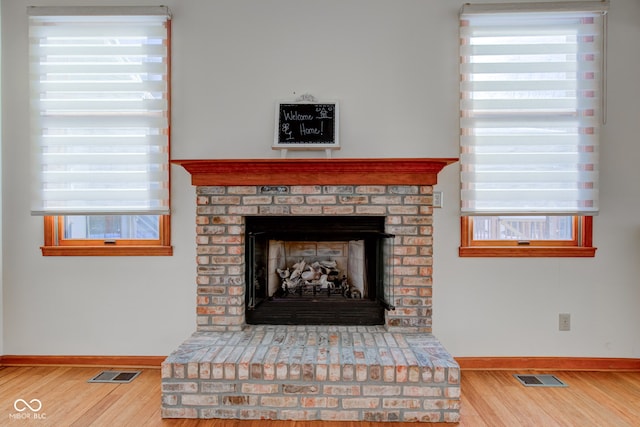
[172,158,458,186]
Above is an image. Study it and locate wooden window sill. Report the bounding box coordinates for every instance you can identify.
[41,246,173,257]
[459,246,596,257]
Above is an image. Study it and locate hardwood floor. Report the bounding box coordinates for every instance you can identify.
[2,366,639,426]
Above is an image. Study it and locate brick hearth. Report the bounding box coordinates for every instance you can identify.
[162,326,460,421]
[164,158,459,422]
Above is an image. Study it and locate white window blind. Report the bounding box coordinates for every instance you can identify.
[29,6,171,216]
[459,1,608,216]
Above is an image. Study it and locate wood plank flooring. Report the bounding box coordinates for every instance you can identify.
[2,366,639,426]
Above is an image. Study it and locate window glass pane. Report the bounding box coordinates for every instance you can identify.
[472,216,573,241]
[63,215,160,239]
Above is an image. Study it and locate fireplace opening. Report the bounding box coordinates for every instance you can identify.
[245,216,394,325]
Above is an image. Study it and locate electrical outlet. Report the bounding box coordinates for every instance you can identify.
[433,191,443,208]
[559,313,571,331]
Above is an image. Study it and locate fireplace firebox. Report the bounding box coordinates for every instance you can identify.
[245,216,394,325]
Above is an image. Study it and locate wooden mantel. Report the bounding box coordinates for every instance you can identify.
[172,158,458,186]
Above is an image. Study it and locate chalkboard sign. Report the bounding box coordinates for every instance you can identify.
[273,102,339,150]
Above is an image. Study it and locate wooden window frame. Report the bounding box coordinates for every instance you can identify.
[36,11,172,256]
[459,216,596,257]
[41,215,172,256]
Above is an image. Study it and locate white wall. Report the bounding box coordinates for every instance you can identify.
[2,0,639,358]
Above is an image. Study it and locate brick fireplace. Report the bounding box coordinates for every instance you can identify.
[162,158,460,422]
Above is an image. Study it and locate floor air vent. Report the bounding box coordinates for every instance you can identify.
[514,374,567,387]
[88,371,141,383]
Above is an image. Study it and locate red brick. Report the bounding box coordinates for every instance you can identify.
[283,384,319,394]
[306,195,337,204]
[241,383,279,394]
[319,410,360,421]
[210,196,241,205]
[274,196,304,204]
[402,256,432,266]
[290,206,323,214]
[259,206,290,215]
[228,206,259,215]
[402,236,431,245]
[223,396,252,405]
[210,235,242,244]
[388,205,419,214]
[211,256,243,265]
[355,206,388,214]
[382,398,422,409]
[402,386,442,397]
[338,195,369,204]
[243,196,273,205]
[301,397,338,408]
[403,196,431,205]
[342,398,380,409]
[227,186,257,194]
[260,396,298,407]
[355,185,386,194]
[161,407,198,418]
[182,395,219,405]
[362,385,401,396]
[402,411,442,422]
[323,385,361,396]
[323,185,354,193]
[211,215,242,224]
[290,185,322,194]
[371,195,402,205]
[280,410,319,420]
[323,206,355,215]
[197,246,225,255]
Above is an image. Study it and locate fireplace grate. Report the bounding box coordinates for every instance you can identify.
[88,370,141,383]
[513,374,567,387]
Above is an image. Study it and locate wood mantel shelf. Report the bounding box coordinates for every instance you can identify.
[172,158,458,186]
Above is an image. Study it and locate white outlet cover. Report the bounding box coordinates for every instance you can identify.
[433,191,443,208]
[559,313,571,331]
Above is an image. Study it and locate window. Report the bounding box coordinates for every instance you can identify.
[460,216,594,257]
[29,6,172,256]
[459,1,607,257]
